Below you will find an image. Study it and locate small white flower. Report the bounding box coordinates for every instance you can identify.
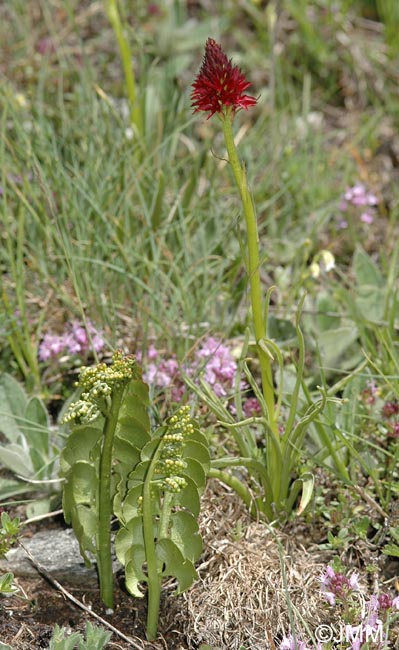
[309,262,320,279]
[320,249,335,272]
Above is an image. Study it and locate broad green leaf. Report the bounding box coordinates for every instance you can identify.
[177,475,201,516]
[353,246,384,288]
[316,292,340,332]
[317,326,358,367]
[169,511,202,562]
[125,460,150,485]
[114,483,143,522]
[188,430,210,451]
[124,545,147,597]
[116,426,150,452]
[114,517,145,565]
[183,440,210,470]
[70,504,97,564]
[0,373,27,442]
[62,459,98,562]
[182,457,207,490]
[140,438,160,461]
[63,461,97,507]
[355,287,385,323]
[60,427,102,473]
[118,380,150,428]
[156,538,198,594]
[21,396,50,456]
[0,442,33,476]
[112,436,141,468]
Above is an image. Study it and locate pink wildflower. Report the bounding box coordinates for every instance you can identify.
[320,566,360,605]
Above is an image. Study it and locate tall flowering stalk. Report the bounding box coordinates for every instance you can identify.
[191,39,277,438]
[190,39,326,521]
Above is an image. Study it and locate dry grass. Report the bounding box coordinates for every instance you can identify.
[168,482,334,650]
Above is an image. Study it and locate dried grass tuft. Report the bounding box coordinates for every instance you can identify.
[171,481,334,650]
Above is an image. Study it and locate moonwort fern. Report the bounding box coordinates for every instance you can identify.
[60,351,209,640]
[114,404,209,640]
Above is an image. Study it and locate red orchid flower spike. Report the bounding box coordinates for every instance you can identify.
[191,38,257,119]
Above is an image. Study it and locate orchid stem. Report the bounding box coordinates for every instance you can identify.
[222,112,277,439]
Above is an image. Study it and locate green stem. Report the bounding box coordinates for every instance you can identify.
[142,440,165,640]
[158,491,173,540]
[208,467,271,520]
[106,0,144,138]
[221,113,277,437]
[97,390,124,609]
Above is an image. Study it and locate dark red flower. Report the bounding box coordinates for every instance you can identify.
[191,38,257,118]
[382,399,399,418]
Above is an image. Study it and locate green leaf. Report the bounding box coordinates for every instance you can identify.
[48,625,82,649]
[295,472,314,515]
[318,326,359,367]
[169,511,202,562]
[355,287,385,323]
[382,543,399,558]
[0,477,31,499]
[183,440,210,470]
[316,292,340,332]
[121,544,147,597]
[63,461,97,507]
[182,457,207,490]
[1,511,20,536]
[140,438,160,462]
[62,461,98,563]
[0,572,18,594]
[21,396,50,457]
[112,436,141,468]
[176,475,201,516]
[118,380,150,429]
[60,427,102,473]
[0,373,27,442]
[189,430,209,450]
[80,621,112,649]
[0,442,33,476]
[114,517,145,566]
[114,483,143,522]
[353,247,384,288]
[268,315,297,342]
[156,538,198,594]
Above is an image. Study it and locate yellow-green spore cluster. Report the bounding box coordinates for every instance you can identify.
[63,351,138,424]
[156,405,194,493]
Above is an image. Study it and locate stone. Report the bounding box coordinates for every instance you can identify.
[0,528,98,585]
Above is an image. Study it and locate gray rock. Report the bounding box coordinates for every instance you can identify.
[0,528,98,585]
